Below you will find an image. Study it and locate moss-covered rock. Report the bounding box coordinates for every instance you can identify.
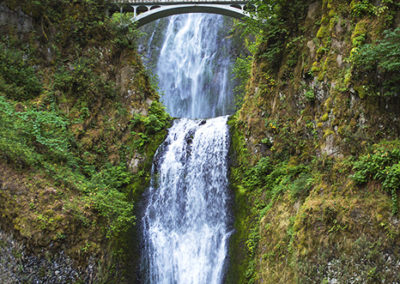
[229,0,400,282]
[0,0,171,282]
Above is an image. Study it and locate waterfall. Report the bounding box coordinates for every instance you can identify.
[150,14,235,119]
[140,14,234,283]
[142,116,231,283]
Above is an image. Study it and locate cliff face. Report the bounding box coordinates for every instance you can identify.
[228,0,400,283]
[0,1,170,282]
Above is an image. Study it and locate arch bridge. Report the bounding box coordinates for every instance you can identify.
[111,0,252,27]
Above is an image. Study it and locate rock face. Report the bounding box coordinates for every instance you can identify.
[0,4,32,32]
[0,1,170,283]
[227,1,400,283]
[0,229,96,283]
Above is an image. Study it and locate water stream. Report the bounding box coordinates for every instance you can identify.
[140,14,235,283]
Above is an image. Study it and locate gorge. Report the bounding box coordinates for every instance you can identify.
[0,1,400,283]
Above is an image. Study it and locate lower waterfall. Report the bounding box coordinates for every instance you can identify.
[141,116,231,283]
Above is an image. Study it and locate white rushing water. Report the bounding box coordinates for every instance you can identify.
[155,14,234,119]
[140,13,235,284]
[142,117,231,283]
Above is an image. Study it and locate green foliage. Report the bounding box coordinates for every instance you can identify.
[91,163,132,190]
[88,188,134,238]
[110,13,142,49]
[351,140,400,214]
[0,95,71,166]
[243,157,312,215]
[304,89,315,102]
[54,57,116,99]
[8,0,140,52]
[130,101,171,151]
[289,172,313,199]
[351,0,376,17]
[0,95,135,237]
[351,21,368,48]
[147,101,171,131]
[0,43,42,101]
[242,0,308,70]
[35,0,111,47]
[233,55,252,107]
[244,227,259,283]
[352,27,400,96]
[20,109,70,154]
[87,163,135,238]
[243,157,273,189]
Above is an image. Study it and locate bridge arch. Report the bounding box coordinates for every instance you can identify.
[134,5,248,27]
[112,1,252,28]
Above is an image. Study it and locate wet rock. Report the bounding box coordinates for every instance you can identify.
[0,4,33,32]
[0,229,97,283]
[129,153,144,174]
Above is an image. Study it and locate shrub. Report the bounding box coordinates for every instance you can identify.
[88,163,135,238]
[352,27,400,96]
[304,89,315,102]
[130,101,171,151]
[242,0,308,71]
[53,57,116,99]
[351,141,400,214]
[233,56,252,107]
[0,95,70,166]
[351,0,376,17]
[0,43,42,101]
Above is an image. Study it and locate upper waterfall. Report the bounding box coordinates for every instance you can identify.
[141,14,236,119]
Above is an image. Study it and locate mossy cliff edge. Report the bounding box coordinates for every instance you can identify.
[228,0,400,283]
[0,1,171,282]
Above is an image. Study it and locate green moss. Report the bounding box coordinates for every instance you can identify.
[328,14,339,30]
[226,115,255,284]
[311,61,320,73]
[344,68,352,86]
[304,90,315,102]
[316,46,329,56]
[323,129,335,138]
[0,0,170,280]
[354,85,368,98]
[351,20,368,47]
[232,0,400,281]
[317,24,330,39]
[317,71,325,81]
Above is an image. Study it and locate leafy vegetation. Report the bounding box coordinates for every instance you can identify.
[130,101,171,151]
[243,0,308,68]
[0,42,42,101]
[352,27,400,96]
[0,2,171,279]
[53,57,116,99]
[0,94,136,238]
[351,0,376,18]
[233,55,252,107]
[229,0,400,281]
[351,141,400,214]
